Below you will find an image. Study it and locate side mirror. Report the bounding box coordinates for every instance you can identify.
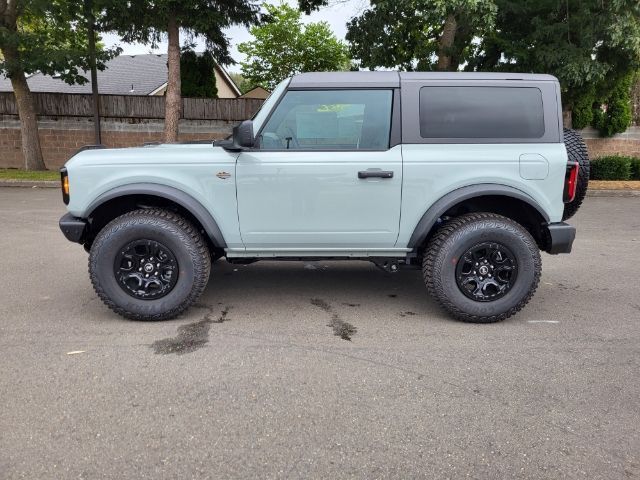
[231,120,254,150]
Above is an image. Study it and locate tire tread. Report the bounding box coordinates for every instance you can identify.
[563,128,590,221]
[89,209,211,321]
[422,212,541,323]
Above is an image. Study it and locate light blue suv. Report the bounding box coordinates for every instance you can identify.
[59,72,589,323]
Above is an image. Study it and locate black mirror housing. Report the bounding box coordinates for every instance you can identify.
[232,120,255,150]
[217,120,255,151]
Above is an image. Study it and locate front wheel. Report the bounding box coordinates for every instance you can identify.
[423,213,541,323]
[89,209,211,321]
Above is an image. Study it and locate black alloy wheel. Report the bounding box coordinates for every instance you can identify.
[422,212,541,323]
[89,209,211,321]
[114,239,179,300]
[455,242,518,302]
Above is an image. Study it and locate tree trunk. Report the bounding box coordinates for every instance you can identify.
[9,63,46,170]
[85,0,102,144]
[1,1,45,169]
[437,14,457,71]
[563,105,572,129]
[163,15,181,143]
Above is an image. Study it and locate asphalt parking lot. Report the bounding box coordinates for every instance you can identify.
[0,187,638,479]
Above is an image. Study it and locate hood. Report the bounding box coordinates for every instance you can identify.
[65,142,235,168]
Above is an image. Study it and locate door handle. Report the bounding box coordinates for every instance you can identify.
[358,170,394,179]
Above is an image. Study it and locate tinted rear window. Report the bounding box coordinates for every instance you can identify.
[419,86,545,139]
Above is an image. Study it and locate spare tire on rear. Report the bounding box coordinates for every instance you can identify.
[562,128,590,221]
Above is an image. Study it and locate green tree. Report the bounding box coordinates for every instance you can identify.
[297,0,328,14]
[102,0,259,142]
[239,2,350,90]
[228,71,254,95]
[593,73,635,137]
[0,0,118,169]
[180,49,217,98]
[468,0,640,130]
[346,0,497,71]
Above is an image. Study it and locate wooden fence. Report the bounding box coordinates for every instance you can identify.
[0,92,263,121]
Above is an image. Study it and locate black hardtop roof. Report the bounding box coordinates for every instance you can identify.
[289,71,400,88]
[289,71,558,89]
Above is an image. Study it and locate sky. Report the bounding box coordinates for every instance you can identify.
[101,0,367,74]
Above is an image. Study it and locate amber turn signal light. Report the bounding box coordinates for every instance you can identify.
[60,168,70,205]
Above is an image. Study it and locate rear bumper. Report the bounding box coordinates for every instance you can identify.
[545,222,576,254]
[59,213,87,243]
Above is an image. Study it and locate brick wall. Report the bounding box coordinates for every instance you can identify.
[2,117,640,170]
[580,127,640,159]
[0,115,236,170]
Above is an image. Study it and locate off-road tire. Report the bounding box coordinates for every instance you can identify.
[89,209,211,321]
[423,213,541,323]
[563,128,590,221]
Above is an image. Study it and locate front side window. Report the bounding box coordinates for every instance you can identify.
[259,89,393,150]
[419,86,545,139]
[252,78,290,134]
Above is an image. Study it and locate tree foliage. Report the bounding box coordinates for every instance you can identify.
[346,0,497,71]
[100,0,259,66]
[101,0,259,141]
[0,0,118,82]
[239,2,350,90]
[469,0,640,108]
[297,0,329,15]
[593,73,635,137]
[0,0,120,169]
[572,73,636,136]
[180,49,217,98]
[228,71,254,95]
[570,84,596,130]
[341,0,639,135]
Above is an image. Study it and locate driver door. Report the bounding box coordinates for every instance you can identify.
[235,88,402,249]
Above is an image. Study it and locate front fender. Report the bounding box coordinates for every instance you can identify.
[85,183,227,248]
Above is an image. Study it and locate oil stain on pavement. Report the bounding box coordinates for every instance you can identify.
[310,298,357,341]
[151,305,230,355]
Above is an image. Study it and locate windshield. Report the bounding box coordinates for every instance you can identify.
[252,78,290,134]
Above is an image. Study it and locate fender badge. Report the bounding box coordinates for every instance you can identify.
[216,171,231,180]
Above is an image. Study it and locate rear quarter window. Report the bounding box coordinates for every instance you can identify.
[419,86,545,139]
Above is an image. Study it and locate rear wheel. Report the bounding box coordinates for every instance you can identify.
[563,128,590,220]
[423,213,541,323]
[89,209,211,321]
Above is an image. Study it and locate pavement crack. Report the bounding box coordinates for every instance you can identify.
[150,305,230,355]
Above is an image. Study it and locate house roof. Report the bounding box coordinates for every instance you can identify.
[215,65,242,97]
[239,86,270,99]
[0,53,240,96]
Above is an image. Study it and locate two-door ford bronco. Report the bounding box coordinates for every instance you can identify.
[59,72,589,323]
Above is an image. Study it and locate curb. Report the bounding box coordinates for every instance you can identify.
[0,180,58,188]
[587,189,640,197]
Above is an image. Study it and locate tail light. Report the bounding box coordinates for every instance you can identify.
[60,167,70,205]
[563,161,579,203]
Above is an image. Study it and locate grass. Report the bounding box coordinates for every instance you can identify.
[0,169,59,181]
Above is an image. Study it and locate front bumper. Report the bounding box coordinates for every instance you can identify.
[59,213,87,243]
[545,222,576,254]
